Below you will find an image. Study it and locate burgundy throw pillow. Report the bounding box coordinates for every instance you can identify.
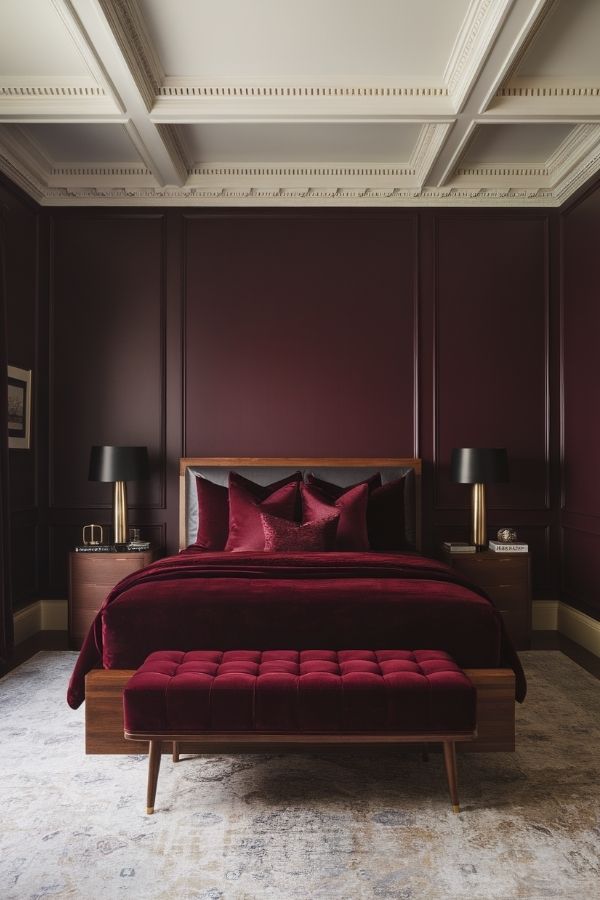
[300,482,370,551]
[305,472,407,551]
[226,471,301,551]
[261,511,340,551]
[305,472,382,499]
[367,476,407,551]
[193,476,229,550]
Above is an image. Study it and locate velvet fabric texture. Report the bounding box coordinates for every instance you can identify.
[225,471,302,551]
[192,477,229,550]
[261,512,339,551]
[306,472,407,551]
[300,482,370,551]
[123,649,476,734]
[67,551,526,708]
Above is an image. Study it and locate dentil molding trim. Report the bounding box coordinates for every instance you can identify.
[97,0,509,117]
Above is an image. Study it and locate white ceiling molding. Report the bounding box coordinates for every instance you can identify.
[0,0,123,120]
[443,0,513,111]
[1,0,600,206]
[67,0,187,185]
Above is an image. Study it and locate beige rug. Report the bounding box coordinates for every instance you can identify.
[0,650,599,899]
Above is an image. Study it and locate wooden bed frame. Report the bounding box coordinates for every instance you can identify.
[84,457,516,755]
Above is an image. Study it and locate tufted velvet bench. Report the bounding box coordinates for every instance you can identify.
[123,649,477,814]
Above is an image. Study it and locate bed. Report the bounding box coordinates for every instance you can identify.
[70,457,524,754]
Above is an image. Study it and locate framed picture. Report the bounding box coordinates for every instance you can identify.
[8,365,32,450]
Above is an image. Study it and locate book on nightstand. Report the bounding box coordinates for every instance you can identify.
[442,541,476,553]
[488,540,528,553]
[75,541,152,553]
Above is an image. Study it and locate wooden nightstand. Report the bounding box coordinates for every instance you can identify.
[69,548,159,649]
[441,549,531,650]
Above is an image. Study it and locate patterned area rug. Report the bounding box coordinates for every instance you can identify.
[1,651,599,900]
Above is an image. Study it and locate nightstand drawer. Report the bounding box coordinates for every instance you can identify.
[69,548,159,649]
[70,554,152,585]
[485,584,529,611]
[441,548,531,649]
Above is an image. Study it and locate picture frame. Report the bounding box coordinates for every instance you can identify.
[7,365,32,450]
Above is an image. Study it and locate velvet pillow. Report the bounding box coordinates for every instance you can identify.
[305,472,382,499]
[367,476,407,551]
[300,481,369,551]
[192,476,229,550]
[305,472,407,551]
[261,511,339,551]
[225,471,302,551]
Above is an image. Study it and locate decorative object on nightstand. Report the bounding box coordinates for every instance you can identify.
[88,445,149,546]
[441,548,531,649]
[450,447,508,550]
[69,546,159,648]
[82,523,103,546]
[489,527,528,553]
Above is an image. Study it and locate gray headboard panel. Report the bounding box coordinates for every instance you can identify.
[179,458,422,551]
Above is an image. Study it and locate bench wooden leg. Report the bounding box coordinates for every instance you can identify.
[147,740,162,814]
[443,740,460,813]
[172,741,179,763]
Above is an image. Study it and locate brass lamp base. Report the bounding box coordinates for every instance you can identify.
[113,480,128,545]
[471,482,487,549]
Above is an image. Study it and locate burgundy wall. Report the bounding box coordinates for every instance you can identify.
[561,179,600,620]
[0,176,45,611]
[43,207,560,599]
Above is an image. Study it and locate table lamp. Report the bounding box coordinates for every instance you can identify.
[450,448,508,550]
[88,446,149,545]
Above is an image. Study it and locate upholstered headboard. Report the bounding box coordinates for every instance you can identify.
[179,458,422,552]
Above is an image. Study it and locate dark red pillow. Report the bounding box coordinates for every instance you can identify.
[367,477,407,550]
[193,477,229,550]
[261,511,339,551]
[226,471,301,551]
[305,472,381,499]
[300,482,369,551]
[305,472,407,551]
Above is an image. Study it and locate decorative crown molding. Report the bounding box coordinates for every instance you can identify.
[34,184,557,206]
[444,0,513,109]
[96,0,163,110]
[452,122,600,193]
[157,83,449,99]
[188,165,414,178]
[497,85,600,98]
[0,85,105,98]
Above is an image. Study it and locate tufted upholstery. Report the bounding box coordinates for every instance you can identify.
[123,649,476,735]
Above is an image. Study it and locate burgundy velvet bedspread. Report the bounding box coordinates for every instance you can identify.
[67,550,526,708]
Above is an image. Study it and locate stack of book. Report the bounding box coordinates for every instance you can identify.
[75,541,151,553]
[442,541,476,554]
[489,540,528,553]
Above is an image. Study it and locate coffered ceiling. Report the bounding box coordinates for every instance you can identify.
[0,0,599,206]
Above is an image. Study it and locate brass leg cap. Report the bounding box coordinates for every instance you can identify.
[146,807,154,815]
[452,804,460,814]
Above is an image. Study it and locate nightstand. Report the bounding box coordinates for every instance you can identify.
[69,548,159,649]
[441,549,531,650]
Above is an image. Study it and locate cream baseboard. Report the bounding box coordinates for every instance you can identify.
[533,599,600,657]
[13,599,68,644]
[558,602,600,658]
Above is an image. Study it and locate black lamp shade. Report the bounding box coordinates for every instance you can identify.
[88,446,150,482]
[450,448,508,484]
